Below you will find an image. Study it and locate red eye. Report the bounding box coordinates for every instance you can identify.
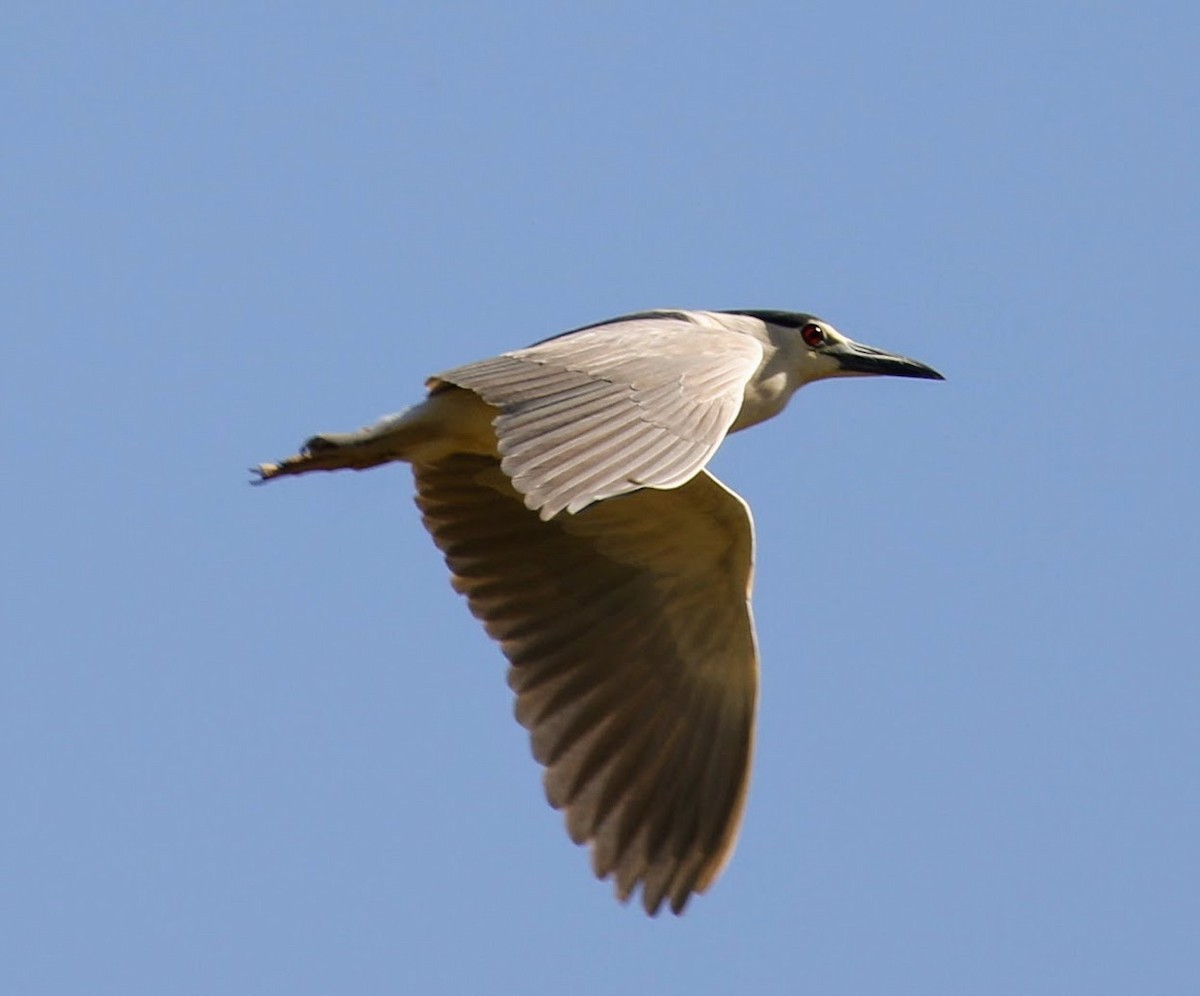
[801,322,826,347]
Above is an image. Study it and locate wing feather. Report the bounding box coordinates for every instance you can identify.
[413,454,758,915]
[432,314,763,519]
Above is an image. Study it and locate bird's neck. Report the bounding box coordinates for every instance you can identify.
[730,350,805,432]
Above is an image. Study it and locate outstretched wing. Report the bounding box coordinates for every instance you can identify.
[430,314,763,519]
[413,454,758,915]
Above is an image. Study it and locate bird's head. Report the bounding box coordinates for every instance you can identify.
[783,313,944,386]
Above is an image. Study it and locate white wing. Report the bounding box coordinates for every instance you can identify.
[413,454,758,915]
[430,314,763,519]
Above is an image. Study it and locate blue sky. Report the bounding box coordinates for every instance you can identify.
[4,3,1198,993]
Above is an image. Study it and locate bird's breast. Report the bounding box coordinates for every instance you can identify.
[729,366,798,433]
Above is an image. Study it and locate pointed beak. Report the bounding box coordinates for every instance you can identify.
[831,341,945,380]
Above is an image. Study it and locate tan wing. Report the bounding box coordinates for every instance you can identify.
[430,315,763,520]
[413,454,758,915]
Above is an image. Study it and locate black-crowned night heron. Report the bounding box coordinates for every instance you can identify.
[254,308,943,915]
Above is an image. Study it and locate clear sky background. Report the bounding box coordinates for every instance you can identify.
[4,3,1198,994]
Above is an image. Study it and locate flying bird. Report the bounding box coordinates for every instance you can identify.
[253,308,943,915]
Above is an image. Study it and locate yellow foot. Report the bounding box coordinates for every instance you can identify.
[249,448,322,484]
[250,427,402,484]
